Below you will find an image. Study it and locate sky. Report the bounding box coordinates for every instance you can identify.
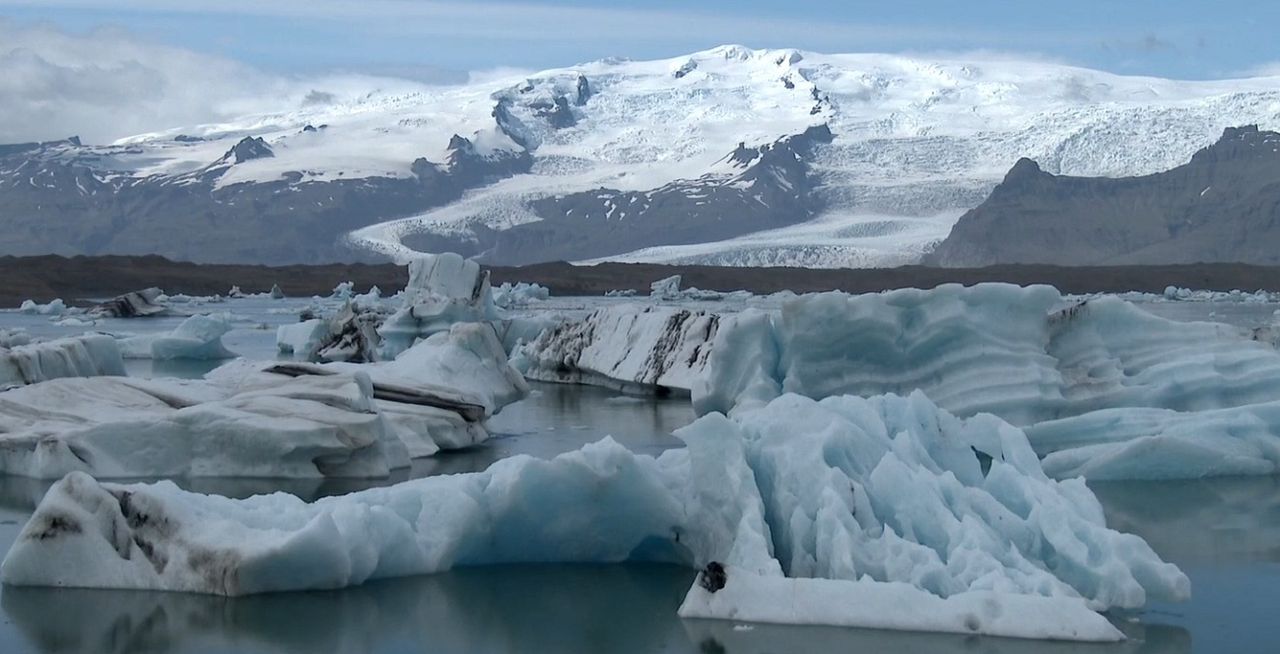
[1,0,1278,143]
[3,0,1278,81]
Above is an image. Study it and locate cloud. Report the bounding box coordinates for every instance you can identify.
[0,21,435,144]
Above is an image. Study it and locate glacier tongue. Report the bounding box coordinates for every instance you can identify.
[1,391,1184,641]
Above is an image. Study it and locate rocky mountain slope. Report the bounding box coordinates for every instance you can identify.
[926,126,1280,266]
[4,46,1280,266]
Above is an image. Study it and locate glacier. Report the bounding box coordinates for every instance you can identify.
[0,390,1186,641]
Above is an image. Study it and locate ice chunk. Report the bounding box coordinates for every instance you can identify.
[678,567,1122,641]
[377,253,497,359]
[276,318,329,360]
[1,391,1183,643]
[227,323,526,457]
[0,328,32,348]
[512,304,721,395]
[117,314,238,360]
[696,284,1280,478]
[17,298,66,316]
[270,283,286,299]
[649,274,683,299]
[647,275,752,302]
[1030,404,1280,479]
[0,334,125,389]
[0,373,408,479]
[492,282,550,308]
[88,288,169,318]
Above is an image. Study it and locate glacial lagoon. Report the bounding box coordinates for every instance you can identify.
[0,295,1277,653]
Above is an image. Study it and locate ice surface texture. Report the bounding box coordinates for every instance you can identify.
[2,391,1185,641]
[0,323,527,476]
[118,314,238,360]
[377,253,498,359]
[0,334,125,389]
[512,304,720,395]
[695,284,1280,478]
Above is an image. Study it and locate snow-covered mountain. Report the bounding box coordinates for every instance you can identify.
[4,45,1280,266]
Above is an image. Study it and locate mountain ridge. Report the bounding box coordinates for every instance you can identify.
[4,45,1280,266]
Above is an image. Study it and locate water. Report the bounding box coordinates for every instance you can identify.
[0,297,1278,652]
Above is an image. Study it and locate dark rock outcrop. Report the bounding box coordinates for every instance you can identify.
[926,126,1280,266]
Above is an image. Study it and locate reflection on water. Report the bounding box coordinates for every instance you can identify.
[1091,476,1280,564]
[0,563,1193,654]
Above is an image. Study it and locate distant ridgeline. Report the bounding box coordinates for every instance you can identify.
[5,47,1280,267]
[927,126,1280,266]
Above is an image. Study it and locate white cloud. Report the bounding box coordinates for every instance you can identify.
[0,21,438,144]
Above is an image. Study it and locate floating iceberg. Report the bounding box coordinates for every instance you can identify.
[694,285,1280,479]
[229,322,527,457]
[1,391,1185,642]
[88,288,169,318]
[0,328,32,348]
[17,298,66,316]
[512,304,720,395]
[377,253,498,359]
[492,282,549,308]
[649,274,752,302]
[0,334,125,389]
[0,373,406,479]
[118,314,238,360]
[276,318,330,360]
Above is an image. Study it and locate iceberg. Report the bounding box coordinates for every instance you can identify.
[17,298,67,316]
[1,391,1184,642]
[648,274,752,302]
[228,322,527,457]
[512,304,721,395]
[377,253,498,359]
[276,318,330,360]
[694,284,1280,479]
[0,373,408,479]
[0,334,126,389]
[87,288,169,318]
[492,282,550,308]
[117,314,238,360]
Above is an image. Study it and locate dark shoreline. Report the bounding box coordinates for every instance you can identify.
[5,254,1280,306]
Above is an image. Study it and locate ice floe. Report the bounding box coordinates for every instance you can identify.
[1,391,1185,642]
[117,314,238,360]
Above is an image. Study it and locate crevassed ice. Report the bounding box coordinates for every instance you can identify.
[2,391,1186,641]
